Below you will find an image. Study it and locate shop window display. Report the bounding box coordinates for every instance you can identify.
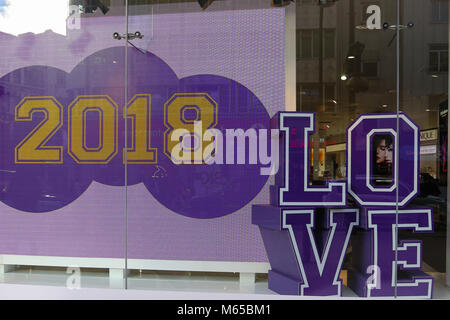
[0,0,446,301]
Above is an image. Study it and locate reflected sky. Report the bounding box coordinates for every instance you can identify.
[0,0,69,36]
[0,0,6,14]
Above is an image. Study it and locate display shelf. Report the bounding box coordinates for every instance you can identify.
[0,255,270,287]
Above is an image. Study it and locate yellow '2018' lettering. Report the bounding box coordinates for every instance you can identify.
[15,97,63,164]
[68,95,118,164]
[164,93,218,164]
[14,93,217,165]
[123,94,157,164]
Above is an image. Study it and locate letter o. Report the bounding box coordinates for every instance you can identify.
[347,113,419,207]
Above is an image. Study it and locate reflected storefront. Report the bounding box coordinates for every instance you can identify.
[0,0,447,299]
[293,0,449,297]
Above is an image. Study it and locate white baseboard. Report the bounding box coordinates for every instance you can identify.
[0,254,270,275]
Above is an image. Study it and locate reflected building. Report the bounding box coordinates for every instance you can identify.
[296,0,448,184]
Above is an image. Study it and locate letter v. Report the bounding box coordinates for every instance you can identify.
[283,209,359,296]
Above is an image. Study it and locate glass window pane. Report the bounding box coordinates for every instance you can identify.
[313,29,320,58]
[0,0,127,292]
[441,0,449,22]
[441,51,449,71]
[432,0,441,21]
[297,29,302,60]
[430,51,439,71]
[0,0,448,303]
[363,62,378,77]
[400,0,448,301]
[324,29,335,58]
[301,30,313,58]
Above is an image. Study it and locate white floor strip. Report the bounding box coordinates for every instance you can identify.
[0,268,447,300]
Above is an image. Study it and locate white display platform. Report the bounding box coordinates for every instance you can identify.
[0,264,448,299]
[0,255,270,287]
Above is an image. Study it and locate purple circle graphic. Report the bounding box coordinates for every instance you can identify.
[141,74,271,219]
[0,47,271,218]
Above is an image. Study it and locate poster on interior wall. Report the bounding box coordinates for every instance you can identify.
[0,8,285,262]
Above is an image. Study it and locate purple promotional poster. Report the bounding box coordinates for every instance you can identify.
[0,10,284,262]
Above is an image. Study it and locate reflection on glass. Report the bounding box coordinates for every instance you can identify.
[0,0,70,36]
[0,0,446,300]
